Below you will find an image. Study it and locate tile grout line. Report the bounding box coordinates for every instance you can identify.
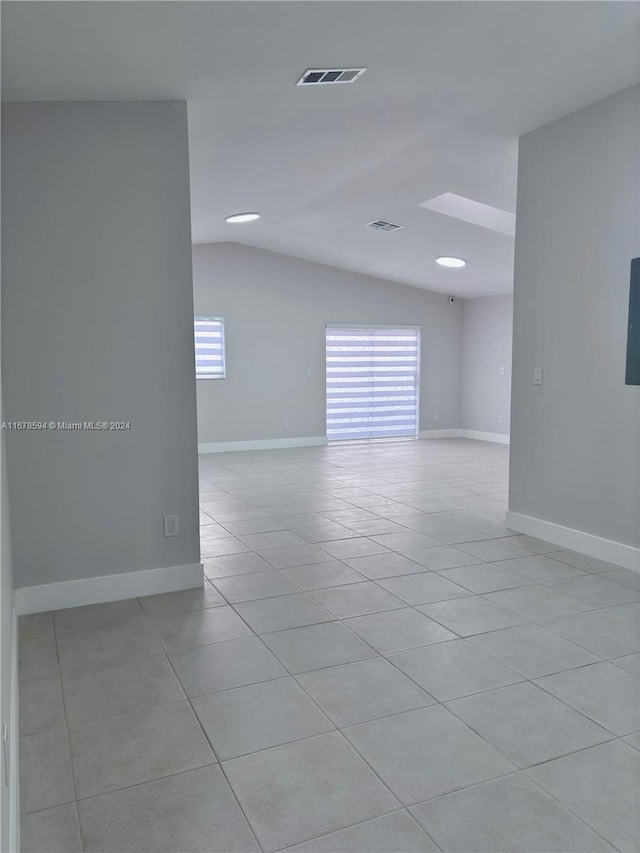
[137,601,267,853]
[18,443,636,852]
[272,809,444,853]
[196,452,634,852]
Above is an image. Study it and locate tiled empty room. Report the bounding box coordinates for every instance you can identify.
[1,3,639,852]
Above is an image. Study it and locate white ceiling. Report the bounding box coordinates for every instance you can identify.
[3,1,638,296]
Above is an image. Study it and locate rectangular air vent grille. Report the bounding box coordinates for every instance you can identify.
[297,68,367,86]
[368,219,403,232]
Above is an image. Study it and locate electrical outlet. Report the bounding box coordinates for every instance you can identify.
[163,515,179,537]
[433,411,440,421]
[306,368,312,377]
[499,366,505,375]
[498,415,503,424]
[283,419,290,429]
[533,367,543,385]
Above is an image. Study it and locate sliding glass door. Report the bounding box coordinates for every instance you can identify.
[325,324,421,442]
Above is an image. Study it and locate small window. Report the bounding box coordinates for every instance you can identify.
[194,316,226,379]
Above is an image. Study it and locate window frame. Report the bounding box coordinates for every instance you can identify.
[194,315,226,380]
[325,323,421,443]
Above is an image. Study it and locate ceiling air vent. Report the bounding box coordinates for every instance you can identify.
[367,219,403,232]
[297,68,367,86]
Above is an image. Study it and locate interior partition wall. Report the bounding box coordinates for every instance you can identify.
[325,324,421,442]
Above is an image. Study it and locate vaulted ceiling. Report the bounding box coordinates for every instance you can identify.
[3,2,638,295]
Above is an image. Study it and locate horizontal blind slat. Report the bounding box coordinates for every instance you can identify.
[326,325,419,442]
[195,316,226,379]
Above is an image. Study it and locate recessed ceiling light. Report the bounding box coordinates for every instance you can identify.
[225,212,260,224]
[436,256,466,268]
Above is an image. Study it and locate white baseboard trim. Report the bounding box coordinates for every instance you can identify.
[8,602,19,853]
[15,562,204,616]
[199,432,509,452]
[419,429,462,439]
[199,436,327,454]
[460,430,510,445]
[506,510,640,572]
[418,429,510,444]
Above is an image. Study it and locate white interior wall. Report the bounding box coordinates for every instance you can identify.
[193,243,463,447]
[461,295,513,438]
[2,102,201,596]
[508,84,640,566]
[0,414,17,852]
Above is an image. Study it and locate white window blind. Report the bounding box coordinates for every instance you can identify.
[194,316,226,379]
[326,324,420,442]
